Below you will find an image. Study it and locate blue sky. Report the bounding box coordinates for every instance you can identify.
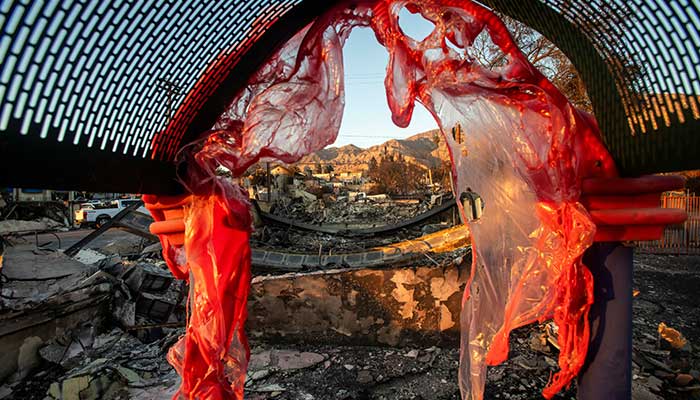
[334,12,438,148]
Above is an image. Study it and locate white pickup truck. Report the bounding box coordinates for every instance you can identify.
[75,199,149,228]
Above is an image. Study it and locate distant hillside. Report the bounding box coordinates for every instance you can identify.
[298,129,451,172]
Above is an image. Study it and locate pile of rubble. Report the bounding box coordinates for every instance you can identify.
[256,195,455,254]
[103,258,187,332]
[271,197,431,226]
[0,218,67,236]
[9,317,698,400]
[0,238,188,400]
[0,201,70,229]
[243,309,700,400]
[629,253,700,399]
[1,218,699,400]
[16,327,180,400]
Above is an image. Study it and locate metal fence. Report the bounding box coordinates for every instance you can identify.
[636,192,700,255]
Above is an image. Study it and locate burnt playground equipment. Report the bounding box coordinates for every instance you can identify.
[0,1,699,399]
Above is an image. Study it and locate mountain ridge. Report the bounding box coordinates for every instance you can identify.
[298,129,450,172]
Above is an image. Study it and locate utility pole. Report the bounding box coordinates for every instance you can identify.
[266,162,271,202]
[157,78,183,124]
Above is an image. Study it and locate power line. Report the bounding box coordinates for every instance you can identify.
[344,73,385,76]
[337,130,437,138]
[336,134,403,139]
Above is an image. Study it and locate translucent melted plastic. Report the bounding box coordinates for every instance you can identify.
[150,1,617,399]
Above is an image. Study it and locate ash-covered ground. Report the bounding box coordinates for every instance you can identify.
[4,252,699,400]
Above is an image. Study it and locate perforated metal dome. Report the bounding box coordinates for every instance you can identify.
[489,0,700,177]
[0,0,698,193]
[0,0,313,193]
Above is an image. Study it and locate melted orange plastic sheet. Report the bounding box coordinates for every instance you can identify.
[149,1,617,398]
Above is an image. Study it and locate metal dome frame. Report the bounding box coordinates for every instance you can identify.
[0,0,698,194]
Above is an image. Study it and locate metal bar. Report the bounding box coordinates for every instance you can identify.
[51,232,62,249]
[577,242,633,400]
[1,204,17,220]
[64,201,145,257]
[111,221,159,242]
[32,231,62,249]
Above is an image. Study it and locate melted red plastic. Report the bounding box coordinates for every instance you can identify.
[148,1,619,399]
[145,184,252,399]
[370,2,615,397]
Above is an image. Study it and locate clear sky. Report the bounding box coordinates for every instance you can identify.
[334,13,438,148]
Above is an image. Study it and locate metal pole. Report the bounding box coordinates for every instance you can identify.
[266,162,271,202]
[64,200,144,257]
[577,242,633,400]
[157,78,182,125]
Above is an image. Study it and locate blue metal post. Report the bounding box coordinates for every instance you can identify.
[577,242,633,399]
